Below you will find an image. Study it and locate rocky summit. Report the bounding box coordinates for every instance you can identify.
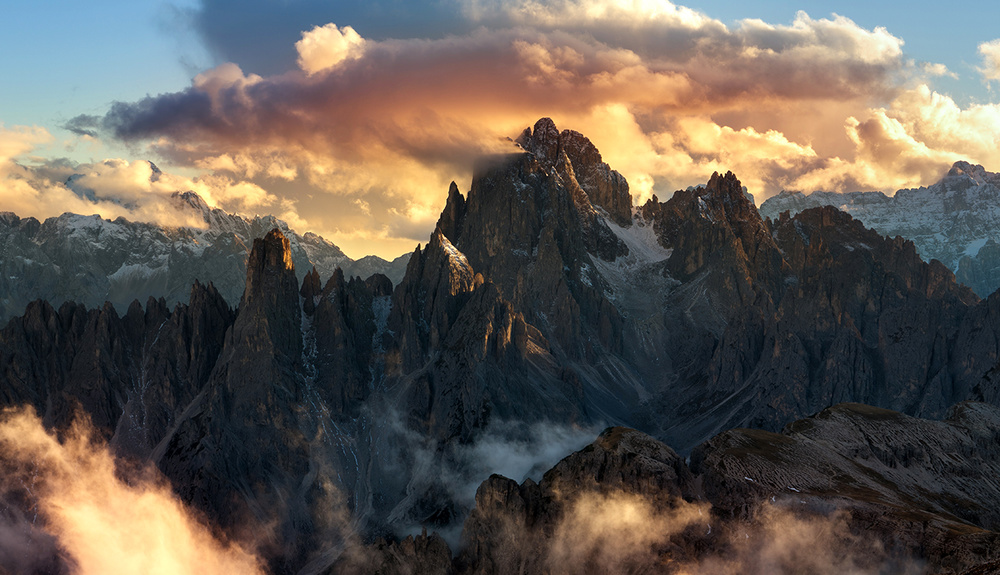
[3,119,1000,573]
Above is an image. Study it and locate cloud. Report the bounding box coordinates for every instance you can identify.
[0,124,52,160]
[296,23,368,74]
[0,407,264,575]
[979,39,1000,83]
[530,490,919,575]
[546,492,709,574]
[0,127,298,233]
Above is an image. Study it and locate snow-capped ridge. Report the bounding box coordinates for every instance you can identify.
[759,161,1000,297]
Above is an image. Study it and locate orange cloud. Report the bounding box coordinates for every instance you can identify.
[0,407,264,575]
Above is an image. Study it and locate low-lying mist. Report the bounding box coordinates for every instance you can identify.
[507,490,924,575]
[0,404,931,575]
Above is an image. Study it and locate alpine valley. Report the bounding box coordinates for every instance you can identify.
[3,119,1000,574]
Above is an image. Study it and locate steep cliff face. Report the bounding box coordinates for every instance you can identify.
[383,226,584,444]
[639,180,987,449]
[451,120,627,360]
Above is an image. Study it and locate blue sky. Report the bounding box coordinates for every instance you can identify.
[3,1,1000,258]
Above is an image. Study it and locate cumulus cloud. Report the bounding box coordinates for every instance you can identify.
[296,23,367,74]
[0,407,264,575]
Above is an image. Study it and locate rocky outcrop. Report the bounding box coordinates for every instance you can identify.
[458,427,696,575]
[462,404,1000,574]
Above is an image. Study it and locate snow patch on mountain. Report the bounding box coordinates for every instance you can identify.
[593,212,677,319]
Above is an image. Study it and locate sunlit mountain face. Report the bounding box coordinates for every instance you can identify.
[5,2,1000,574]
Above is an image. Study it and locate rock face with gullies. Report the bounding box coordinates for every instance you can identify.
[759,160,1000,297]
[388,229,480,375]
[158,228,337,574]
[384,226,582,444]
[461,404,1000,575]
[440,120,633,426]
[958,238,1000,298]
[0,281,233,458]
[308,268,393,416]
[646,199,982,449]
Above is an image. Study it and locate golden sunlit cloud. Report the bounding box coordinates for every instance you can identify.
[0,128,309,234]
[0,407,264,575]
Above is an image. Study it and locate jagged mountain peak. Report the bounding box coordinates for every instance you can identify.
[428,227,475,282]
[253,227,294,271]
[241,227,299,313]
[514,117,632,226]
[436,181,467,245]
[945,160,994,186]
[170,190,211,217]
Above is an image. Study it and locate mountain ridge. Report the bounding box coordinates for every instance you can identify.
[759,160,1000,297]
[0,191,408,324]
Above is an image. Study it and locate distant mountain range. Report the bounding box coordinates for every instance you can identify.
[0,189,408,323]
[759,160,1000,297]
[3,119,1000,574]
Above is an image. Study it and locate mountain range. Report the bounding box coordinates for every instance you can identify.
[0,185,408,324]
[759,161,1000,297]
[2,119,1000,574]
